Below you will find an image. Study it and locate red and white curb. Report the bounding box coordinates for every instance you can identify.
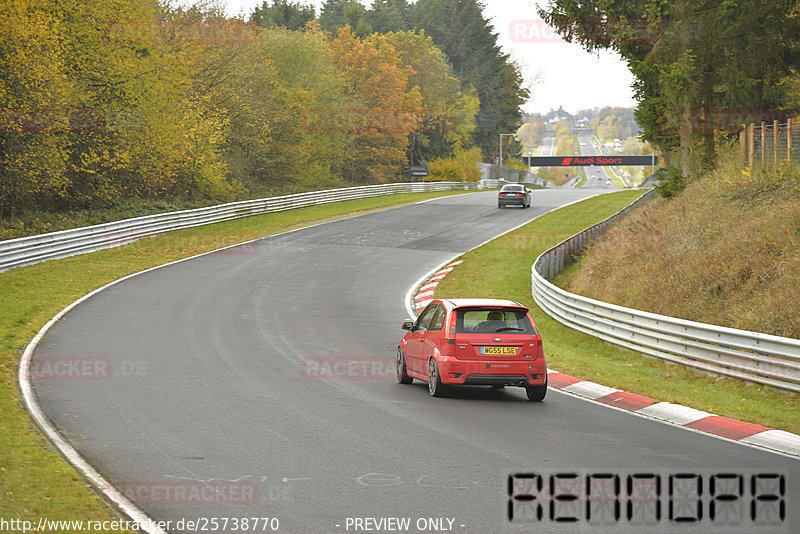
[547,370,800,457]
[413,260,464,312]
[411,258,800,459]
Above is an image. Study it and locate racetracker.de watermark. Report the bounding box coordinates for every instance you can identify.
[29,356,111,380]
[300,107,445,134]
[659,109,800,134]
[0,516,279,532]
[102,230,260,255]
[104,20,258,45]
[0,108,104,133]
[509,19,662,44]
[595,229,665,256]
[301,357,395,380]
[29,356,148,380]
[117,480,258,506]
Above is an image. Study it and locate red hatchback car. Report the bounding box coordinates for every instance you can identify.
[397,298,547,401]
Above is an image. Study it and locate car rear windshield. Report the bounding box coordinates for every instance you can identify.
[501,185,523,192]
[455,308,535,334]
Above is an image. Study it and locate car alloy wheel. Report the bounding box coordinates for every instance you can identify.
[428,358,445,397]
[396,348,412,384]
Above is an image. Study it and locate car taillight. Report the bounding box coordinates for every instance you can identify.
[444,312,457,346]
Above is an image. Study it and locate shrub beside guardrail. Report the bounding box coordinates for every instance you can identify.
[0,181,478,273]
[531,190,800,393]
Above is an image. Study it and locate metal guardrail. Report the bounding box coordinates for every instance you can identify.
[477,163,552,188]
[479,178,555,190]
[531,190,800,393]
[478,178,528,189]
[0,181,478,273]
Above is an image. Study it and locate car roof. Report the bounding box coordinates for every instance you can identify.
[440,298,527,309]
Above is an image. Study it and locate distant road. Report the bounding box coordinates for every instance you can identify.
[578,135,617,188]
[535,135,616,189]
[537,135,556,156]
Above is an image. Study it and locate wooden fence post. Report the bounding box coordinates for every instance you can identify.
[789,118,793,164]
[748,123,755,167]
[740,125,747,165]
[774,120,779,166]
[761,120,766,164]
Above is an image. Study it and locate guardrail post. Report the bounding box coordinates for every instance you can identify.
[545,254,552,280]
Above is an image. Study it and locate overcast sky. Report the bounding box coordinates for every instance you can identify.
[215,0,638,115]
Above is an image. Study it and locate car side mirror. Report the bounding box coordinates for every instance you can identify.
[402,320,414,331]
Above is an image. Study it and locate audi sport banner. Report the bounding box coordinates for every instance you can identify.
[523,155,658,167]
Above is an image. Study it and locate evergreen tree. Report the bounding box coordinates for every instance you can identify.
[319,0,372,37]
[367,0,411,33]
[250,0,316,31]
[410,0,529,161]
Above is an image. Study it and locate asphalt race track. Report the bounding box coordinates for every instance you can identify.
[32,190,798,533]
[579,135,616,188]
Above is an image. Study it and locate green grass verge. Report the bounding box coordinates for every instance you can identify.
[603,165,627,187]
[434,190,799,435]
[0,189,471,526]
[575,169,588,187]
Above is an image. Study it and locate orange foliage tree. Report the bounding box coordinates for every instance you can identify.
[331,26,422,183]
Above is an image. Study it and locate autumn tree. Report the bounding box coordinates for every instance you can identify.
[516,121,547,151]
[2,0,512,219]
[330,26,422,182]
[101,2,241,201]
[0,0,73,215]
[591,107,638,140]
[224,23,353,192]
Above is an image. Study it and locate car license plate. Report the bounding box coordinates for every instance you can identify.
[481,346,517,355]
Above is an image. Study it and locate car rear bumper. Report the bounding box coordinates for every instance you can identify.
[498,198,526,206]
[438,358,547,386]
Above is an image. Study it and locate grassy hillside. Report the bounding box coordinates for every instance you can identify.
[433,190,797,432]
[559,156,800,339]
